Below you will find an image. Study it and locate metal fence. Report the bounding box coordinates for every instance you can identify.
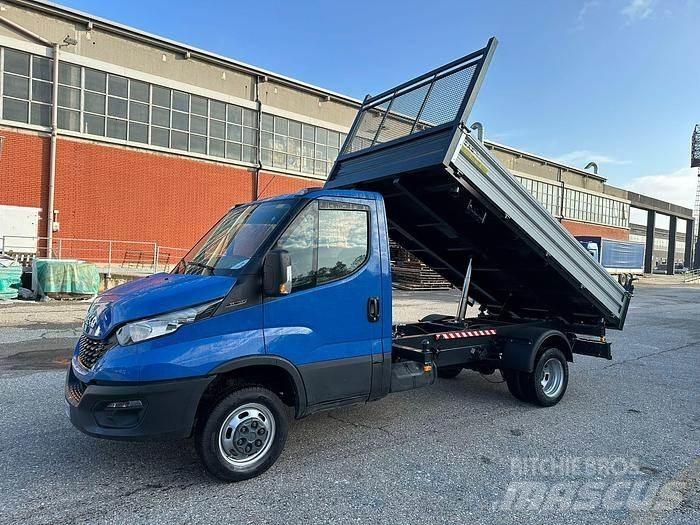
[0,235,189,275]
[683,268,700,283]
[341,38,496,156]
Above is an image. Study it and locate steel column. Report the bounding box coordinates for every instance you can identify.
[666,215,677,275]
[684,218,694,269]
[644,210,655,273]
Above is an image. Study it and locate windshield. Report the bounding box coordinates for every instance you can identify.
[173,200,294,276]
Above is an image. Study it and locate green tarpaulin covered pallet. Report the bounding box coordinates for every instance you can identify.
[0,264,22,300]
[32,259,100,297]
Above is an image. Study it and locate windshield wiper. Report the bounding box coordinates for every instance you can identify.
[186,261,216,273]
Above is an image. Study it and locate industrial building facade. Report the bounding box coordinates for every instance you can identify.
[0,0,694,272]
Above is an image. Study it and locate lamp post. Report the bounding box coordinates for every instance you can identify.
[691,125,700,269]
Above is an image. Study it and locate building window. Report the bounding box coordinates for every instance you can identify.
[170,90,190,150]
[561,187,629,228]
[216,103,257,163]
[147,85,258,158]
[516,176,561,217]
[0,46,340,177]
[151,85,170,147]
[209,100,225,158]
[106,73,128,140]
[188,94,207,154]
[516,175,630,229]
[128,79,149,143]
[83,68,106,136]
[57,62,80,131]
[30,56,52,126]
[261,113,345,177]
[2,49,53,126]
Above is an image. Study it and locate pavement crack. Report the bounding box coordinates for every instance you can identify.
[599,340,700,370]
[27,478,206,525]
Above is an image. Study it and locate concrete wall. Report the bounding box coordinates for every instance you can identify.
[260,81,357,128]
[488,142,613,198]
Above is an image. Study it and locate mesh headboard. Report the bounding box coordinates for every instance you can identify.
[341,38,497,157]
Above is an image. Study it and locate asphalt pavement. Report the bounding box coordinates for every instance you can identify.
[0,286,698,524]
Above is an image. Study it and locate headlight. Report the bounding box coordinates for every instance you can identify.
[116,300,220,346]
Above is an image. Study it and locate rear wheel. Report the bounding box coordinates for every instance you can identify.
[520,348,568,406]
[503,369,529,402]
[503,348,568,406]
[195,386,289,482]
[437,365,462,379]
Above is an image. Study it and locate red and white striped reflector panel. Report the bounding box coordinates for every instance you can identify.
[434,328,497,340]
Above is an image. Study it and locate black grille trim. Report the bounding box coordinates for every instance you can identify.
[77,334,113,369]
[66,378,86,405]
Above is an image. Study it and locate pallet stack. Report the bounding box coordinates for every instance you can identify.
[390,241,453,291]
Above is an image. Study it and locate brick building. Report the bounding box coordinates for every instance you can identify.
[0,0,694,271]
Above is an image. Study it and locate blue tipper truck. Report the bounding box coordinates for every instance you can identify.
[66,39,632,481]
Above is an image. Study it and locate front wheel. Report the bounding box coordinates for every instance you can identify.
[195,386,289,482]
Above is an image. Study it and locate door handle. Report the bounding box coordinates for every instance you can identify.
[367,297,380,322]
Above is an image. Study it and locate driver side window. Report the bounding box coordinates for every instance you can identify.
[275,200,370,293]
[275,201,318,292]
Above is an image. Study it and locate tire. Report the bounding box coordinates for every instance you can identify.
[502,369,529,402]
[437,365,462,379]
[195,386,289,482]
[519,348,569,407]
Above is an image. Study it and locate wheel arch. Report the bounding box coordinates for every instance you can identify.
[499,327,572,373]
[200,356,308,419]
[537,332,573,363]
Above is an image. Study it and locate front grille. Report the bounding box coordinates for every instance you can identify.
[77,334,112,369]
[66,379,86,405]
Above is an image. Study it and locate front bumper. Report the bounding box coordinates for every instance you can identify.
[65,364,214,440]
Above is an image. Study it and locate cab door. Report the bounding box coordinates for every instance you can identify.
[263,197,382,409]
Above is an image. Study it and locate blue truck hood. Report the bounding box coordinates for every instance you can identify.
[84,273,234,339]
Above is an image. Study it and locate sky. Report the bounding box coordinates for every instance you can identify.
[56,0,700,209]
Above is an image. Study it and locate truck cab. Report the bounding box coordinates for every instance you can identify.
[67,189,399,480]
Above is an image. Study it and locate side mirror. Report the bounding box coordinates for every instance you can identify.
[263,249,292,296]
